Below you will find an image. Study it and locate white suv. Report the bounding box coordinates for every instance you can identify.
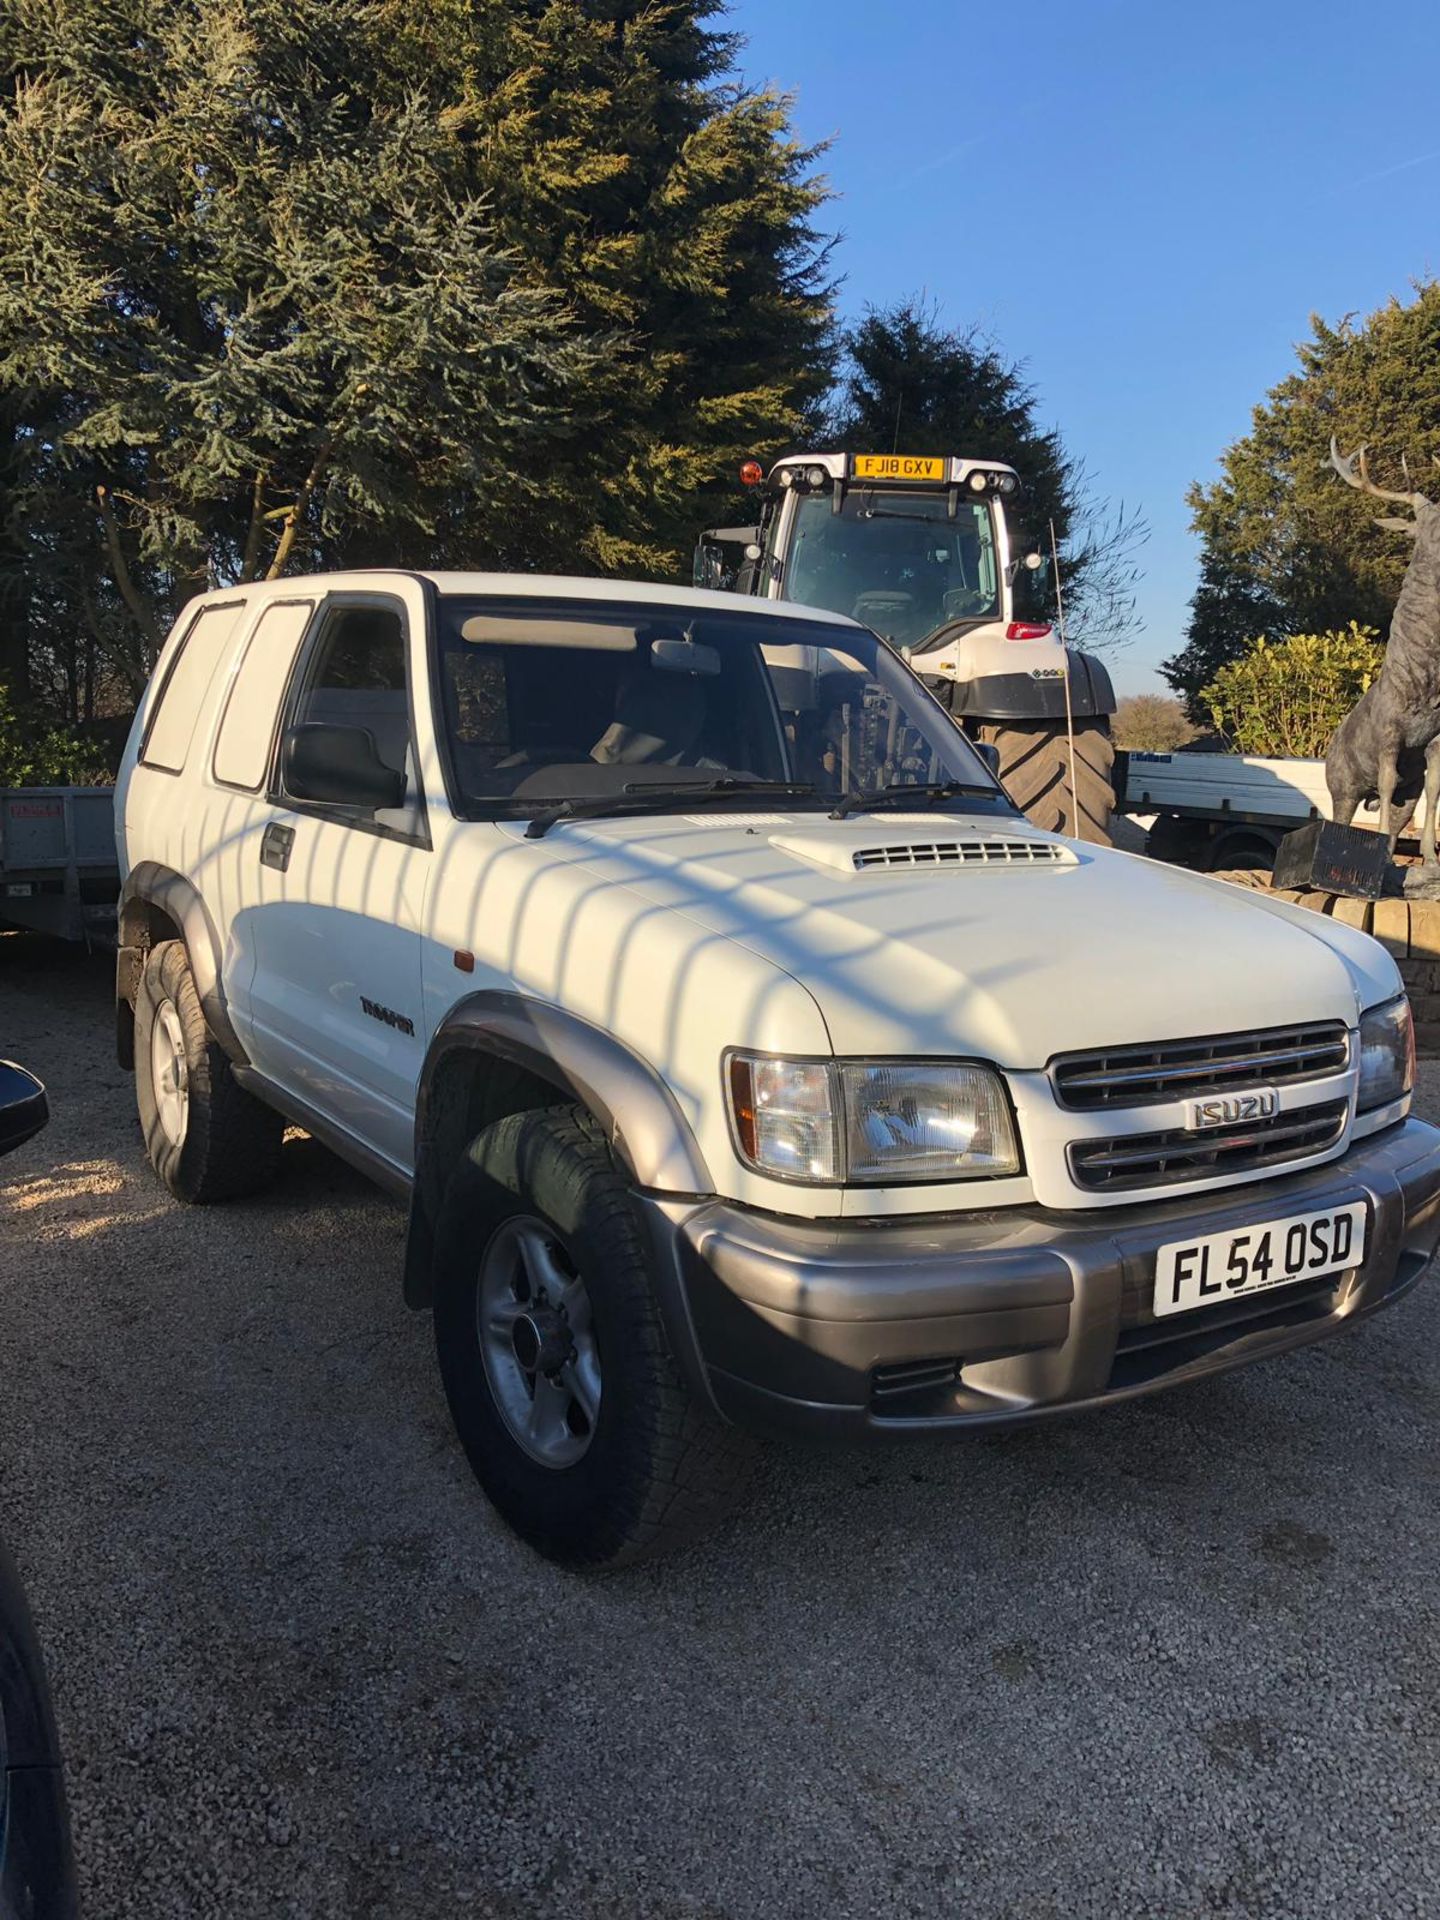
[115,571,1440,1565]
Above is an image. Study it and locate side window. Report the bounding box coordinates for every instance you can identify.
[212,600,315,791]
[140,602,248,773]
[281,602,416,818]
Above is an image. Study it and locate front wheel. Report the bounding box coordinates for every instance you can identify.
[432,1106,753,1568]
[975,715,1115,845]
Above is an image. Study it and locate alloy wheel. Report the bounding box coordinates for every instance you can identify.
[476,1215,601,1468]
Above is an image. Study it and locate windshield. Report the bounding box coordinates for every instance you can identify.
[782,490,1000,646]
[436,596,1009,819]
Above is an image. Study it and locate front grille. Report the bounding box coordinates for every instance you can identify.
[853,838,1073,871]
[1068,1099,1348,1193]
[1052,1021,1350,1111]
[1108,1278,1342,1389]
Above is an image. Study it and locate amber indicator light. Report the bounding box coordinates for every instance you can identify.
[729,1056,757,1159]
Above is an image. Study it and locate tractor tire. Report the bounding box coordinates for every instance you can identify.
[976,716,1116,846]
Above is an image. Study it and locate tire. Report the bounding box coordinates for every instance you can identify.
[1212,842,1275,874]
[432,1105,754,1569]
[976,715,1116,845]
[134,940,284,1204]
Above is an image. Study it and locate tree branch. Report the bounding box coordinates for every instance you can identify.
[265,436,334,581]
[79,570,149,696]
[265,383,372,581]
[240,469,269,582]
[94,485,162,660]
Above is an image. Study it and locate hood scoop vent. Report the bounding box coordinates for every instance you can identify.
[770,827,1078,876]
[853,837,1076,872]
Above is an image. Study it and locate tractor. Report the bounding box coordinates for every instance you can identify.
[695,452,1117,842]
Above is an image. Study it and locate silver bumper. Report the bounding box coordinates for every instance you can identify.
[647,1119,1440,1438]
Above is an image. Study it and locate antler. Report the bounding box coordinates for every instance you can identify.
[1329,436,1424,508]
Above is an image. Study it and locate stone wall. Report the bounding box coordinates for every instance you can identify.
[1212,870,1440,1055]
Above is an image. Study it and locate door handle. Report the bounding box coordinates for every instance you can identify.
[260,822,295,873]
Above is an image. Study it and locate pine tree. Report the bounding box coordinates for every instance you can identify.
[1161,548,1285,716]
[824,300,1144,649]
[0,0,833,702]
[1175,281,1440,706]
[410,0,836,573]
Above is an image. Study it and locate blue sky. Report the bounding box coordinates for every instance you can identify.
[725,0,1440,694]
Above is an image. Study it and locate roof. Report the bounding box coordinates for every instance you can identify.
[767,453,1019,484]
[195,570,865,630]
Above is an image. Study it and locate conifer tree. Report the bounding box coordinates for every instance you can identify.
[1166,282,1440,709]
[827,300,1144,648]
[0,0,833,703]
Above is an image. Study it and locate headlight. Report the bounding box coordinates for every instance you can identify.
[727,1053,1020,1185]
[1357,995,1414,1114]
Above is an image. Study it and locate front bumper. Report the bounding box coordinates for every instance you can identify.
[643,1119,1440,1439]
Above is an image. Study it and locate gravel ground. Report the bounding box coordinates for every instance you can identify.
[2,932,1439,1919]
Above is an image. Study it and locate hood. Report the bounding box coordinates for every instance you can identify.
[522,812,1396,1065]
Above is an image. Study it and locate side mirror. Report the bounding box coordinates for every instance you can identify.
[282,723,406,810]
[973,740,1002,777]
[0,1061,48,1158]
[1023,552,1045,571]
[743,542,763,563]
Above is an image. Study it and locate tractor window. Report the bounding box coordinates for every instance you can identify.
[784,492,999,646]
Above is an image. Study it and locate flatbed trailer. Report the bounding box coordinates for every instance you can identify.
[0,787,118,944]
[1116,750,1423,870]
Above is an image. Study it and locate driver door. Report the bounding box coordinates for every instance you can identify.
[242,587,432,1176]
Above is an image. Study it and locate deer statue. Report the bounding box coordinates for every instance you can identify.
[1325,438,1440,863]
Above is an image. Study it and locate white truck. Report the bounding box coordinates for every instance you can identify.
[114,571,1440,1566]
[1118,750,1427,871]
[0,786,119,943]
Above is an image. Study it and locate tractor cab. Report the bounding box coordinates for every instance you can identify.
[695,452,1117,842]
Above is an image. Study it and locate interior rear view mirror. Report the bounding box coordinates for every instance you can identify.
[282,723,406,810]
[650,637,721,677]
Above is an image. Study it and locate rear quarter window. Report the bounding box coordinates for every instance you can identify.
[212,600,316,791]
[140,601,248,774]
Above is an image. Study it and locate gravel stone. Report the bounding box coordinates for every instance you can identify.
[2,934,1438,1918]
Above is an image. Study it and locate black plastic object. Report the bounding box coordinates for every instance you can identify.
[1272,819,1392,899]
[282,722,406,810]
[942,650,1117,721]
[0,1065,47,1159]
[0,1540,78,1918]
[0,1072,73,1913]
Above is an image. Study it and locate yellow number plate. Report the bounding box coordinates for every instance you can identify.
[850,454,947,483]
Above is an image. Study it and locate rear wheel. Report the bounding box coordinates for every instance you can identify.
[134,940,284,1203]
[976,715,1115,845]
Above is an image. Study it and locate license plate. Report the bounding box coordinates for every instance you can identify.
[4,883,34,898]
[1154,1201,1367,1318]
[850,454,946,483]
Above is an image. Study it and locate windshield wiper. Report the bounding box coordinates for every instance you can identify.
[524,779,817,840]
[830,780,1000,820]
